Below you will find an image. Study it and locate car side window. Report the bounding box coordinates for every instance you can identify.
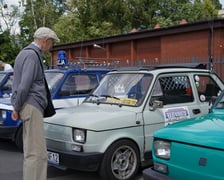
[59,74,98,96]
[2,74,13,91]
[194,75,221,102]
[156,75,193,105]
[75,74,98,94]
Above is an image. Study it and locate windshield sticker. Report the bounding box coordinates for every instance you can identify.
[114,84,125,93]
[194,75,200,88]
[194,75,200,82]
[106,97,137,106]
[163,107,190,125]
[200,94,206,102]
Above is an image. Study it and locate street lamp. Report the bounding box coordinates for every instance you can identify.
[93,44,105,50]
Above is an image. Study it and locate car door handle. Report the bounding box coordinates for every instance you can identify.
[192,109,201,114]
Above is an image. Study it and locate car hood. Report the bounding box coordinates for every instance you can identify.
[44,103,139,131]
[0,98,13,110]
[0,97,12,105]
[154,111,224,149]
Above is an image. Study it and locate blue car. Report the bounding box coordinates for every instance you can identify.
[0,66,110,150]
[0,71,13,98]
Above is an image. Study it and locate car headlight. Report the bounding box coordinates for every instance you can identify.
[73,128,86,143]
[0,110,7,125]
[154,139,171,160]
[0,110,7,119]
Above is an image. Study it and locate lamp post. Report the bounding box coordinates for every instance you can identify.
[93,44,106,50]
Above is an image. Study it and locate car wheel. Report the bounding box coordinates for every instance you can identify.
[99,139,140,180]
[15,126,23,152]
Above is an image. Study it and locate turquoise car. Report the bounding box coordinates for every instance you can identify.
[143,91,224,180]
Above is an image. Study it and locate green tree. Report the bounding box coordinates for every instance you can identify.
[19,0,65,47]
[53,0,120,43]
[151,0,219,28]
[0,0,21,64]
[212,0,222,9]
[54,0,159,42]
[0,30,21,65]
[0,0,20,33]
[0,0,223,63]
[54,0,220,43]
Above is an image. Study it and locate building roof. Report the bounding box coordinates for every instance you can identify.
[52,18,224,51]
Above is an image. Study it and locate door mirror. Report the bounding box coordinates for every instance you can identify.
[149,100,163,111]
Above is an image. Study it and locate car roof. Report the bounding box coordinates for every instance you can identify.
[0,71,13,75]
[108,63,211,74]
[45,67,111,73]
[111,63,206,71]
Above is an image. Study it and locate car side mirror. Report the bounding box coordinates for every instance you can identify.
[149,100,163,111]
[209,96,217,106]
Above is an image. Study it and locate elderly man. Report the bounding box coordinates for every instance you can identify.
[11,27,59,180]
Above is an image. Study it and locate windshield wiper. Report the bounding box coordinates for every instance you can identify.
[100,94,120,100]
[88,94,120,105]
[89,93,99,98]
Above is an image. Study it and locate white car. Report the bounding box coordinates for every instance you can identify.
[44,63,224,180]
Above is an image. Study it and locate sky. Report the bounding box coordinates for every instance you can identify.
[5,0,19,6]
[220,0,224,7]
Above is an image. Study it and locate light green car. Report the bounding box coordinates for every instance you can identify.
[44,63,224,180]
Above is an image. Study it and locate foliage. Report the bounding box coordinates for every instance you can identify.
[0,0,21,65]
[0,30,20,65]
[0,0,223,64]
[53,0,221,43]
[19,0,65,47]
[151,0,219,27]
[53,12,114,43]
[0,0,20,34]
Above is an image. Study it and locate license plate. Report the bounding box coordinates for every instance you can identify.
[47,151,59,165]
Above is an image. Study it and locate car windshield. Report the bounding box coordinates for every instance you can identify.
[0,73,13,97]
[45,72,64,94]
[85,73,153,106]
[214,91,224,109]
[0,73,7,83]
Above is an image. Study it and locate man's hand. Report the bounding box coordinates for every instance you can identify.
[11,110,19,121]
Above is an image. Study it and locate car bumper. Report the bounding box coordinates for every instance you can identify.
[47,148,104,172]
[0,126,17,139]
[143,168,175,180]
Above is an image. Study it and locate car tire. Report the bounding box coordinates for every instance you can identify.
[15,126,23,152]
[99,139,140,180]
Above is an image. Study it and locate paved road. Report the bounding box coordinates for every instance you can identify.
[0,138,144,180]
